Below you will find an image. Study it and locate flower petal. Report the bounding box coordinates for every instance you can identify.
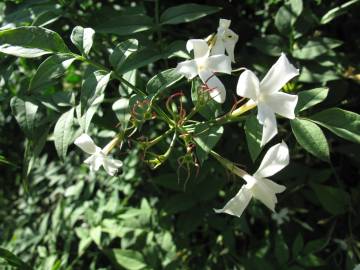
[84,154,103,171]
[254,141,289,178]
[214,185,252,217]
[175,60,198,79]
[264,92,298,119]
[74,133,99,154]
[262,178,286,193]
[199,70,226,103]
[257,103,278,146]
[102,157,123,176]
[236,70,260,101]
[211,38,225,56]
[260,53,299,94]
[186,39,209,59]
[219,18,231,29]
[206,55,232,74]
[250,180,278,212]
[223,33,238,63]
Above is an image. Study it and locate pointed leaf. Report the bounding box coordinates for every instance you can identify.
[146,68,183,95]
[54,108,75,159]
[70,26,95,55]
[296,87,328,113]
[244,114,263,162]
[109,39,138,73]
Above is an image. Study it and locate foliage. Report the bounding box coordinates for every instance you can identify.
[0,0,360,269]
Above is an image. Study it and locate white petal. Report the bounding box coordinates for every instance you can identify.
[254,141,289,178]
[206,55,232,74]
[257,103,278,147]
[251,178,285,211]
[186,39,209,59]
[214,185,252,217]
[175,60,198,79]
[211,38,225,56]
[84,154,103,171]
[262,178,286,193]
[102,157,122,176]
[236,70,260,100]
[219,18,231,29]
[74,134,99,154]
[260,53,299,94]
[199,70,226,103]
[224,36,238,63]
[264,92,298,119]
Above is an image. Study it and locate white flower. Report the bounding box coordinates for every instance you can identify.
[215,141,289,217]
[74,134,122,176]
[211,19,239,63]
[236,53,299,146]
[175,39,231,103]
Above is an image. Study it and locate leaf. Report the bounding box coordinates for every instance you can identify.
[320,0,360,24]
[146,68,183,95]
[292,234,304,258]
[251,35,286,56]
[292,37,343,60]
[109,39,138,73]
[296,87,329,113]
[244,114,263,162]
[303,238,327,254]
[54,108,75,159]
[112,98,131,130]
[94,14,154,36]
[310,183,350,215]
[291,118,330,162]
[80,71,111,112]
[160,4,221,25]
[110,249,147,270]
[275,0,303,35]
[70,26,95,55]
[0,247,31,269]
[310,108,360,143]
[0,26,69,58]
[194,124,224,164]
[31,10,61,27]
[90,226,102,247]
[29,53,76,93]
[10,96,44,139]
[275,232,289,265]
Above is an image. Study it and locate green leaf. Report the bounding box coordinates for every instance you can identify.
[10,96,44,139]
[90,226,102,247]
[146,68,183,95]
[110,249,147,270]
[191,79,222,119]
[244,114,263,162]
[292,37,343,60]
[194,124,224,164]
[54,108,75,159]
[109,39,138,73]
[31,10,61,27]
[160,4,221,25]
[310,183,350,215]
[292,234,304,259]
[252,35,286,56]
[0,247,31,269]
[70,26,95,55]
[112,98,131,130]
[275,0,303,35]
[275,232,289,265]
[80,71,111,112]
[29,53,76,93]
[0,26,69,58]
[291,118,330,161]
[94,14,154,36]
[320,0,360,24]
[310,108,360,143]
[296,87,329,113]
[303,238,327,254]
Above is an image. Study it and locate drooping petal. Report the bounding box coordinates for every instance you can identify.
[102,157,123,176]
[219,18,231,29]
[257,103,278,146]
[206,54,232,74]
[84,154,103,171]
[262,178,286,193]
[199,70,226,103]
[236,70,260,101]
[175,60,198,79]
[250,180,278,212]
[260,53,299,94]
[74,133,99,154]
[264,92,298,119]
[254,141,289,178]
[223,33,238,63]
[211,38,225,56]
[214,185,252,217]
[186,39,209,59]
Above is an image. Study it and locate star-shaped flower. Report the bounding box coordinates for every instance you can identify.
[236,53,299,146]
[215,141,289,217]
[175,39,231,103]
[74,134,122,176]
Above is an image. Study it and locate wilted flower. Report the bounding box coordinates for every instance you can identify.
[236,53,299,146]
[175,39,231,103]
[211,18,239,62]
[215,141,289,217]
[74,134,122,176]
